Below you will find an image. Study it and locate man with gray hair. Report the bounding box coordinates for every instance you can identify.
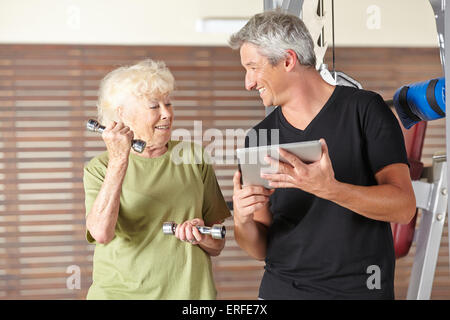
[230,11,416,299]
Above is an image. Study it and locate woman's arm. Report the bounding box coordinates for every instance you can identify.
[85,121,133,244]
[197,229,225,257]
[86,159,128,244]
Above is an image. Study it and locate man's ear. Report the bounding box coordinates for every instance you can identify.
[284,49,298,72]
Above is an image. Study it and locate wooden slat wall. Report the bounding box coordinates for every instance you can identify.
[0,45,448,300]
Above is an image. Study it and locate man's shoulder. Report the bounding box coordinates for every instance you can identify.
[334,86,387,116]
[336,85,379,104]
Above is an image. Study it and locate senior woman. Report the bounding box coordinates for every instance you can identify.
[83,59,231,299]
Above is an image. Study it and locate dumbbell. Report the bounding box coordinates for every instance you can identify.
[86,119,146,153]
[162,221,226,240]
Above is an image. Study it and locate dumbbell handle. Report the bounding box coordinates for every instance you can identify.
[162,221,226,239]
[86,119,146,153]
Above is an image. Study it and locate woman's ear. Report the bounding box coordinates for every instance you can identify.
[116,105,124,121]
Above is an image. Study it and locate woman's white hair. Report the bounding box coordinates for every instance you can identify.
[97,59,175,125]
[229,10,316,68]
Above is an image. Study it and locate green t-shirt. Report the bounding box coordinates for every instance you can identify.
[83,140,231,299]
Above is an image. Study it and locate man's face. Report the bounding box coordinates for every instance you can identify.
[240,42,285,107]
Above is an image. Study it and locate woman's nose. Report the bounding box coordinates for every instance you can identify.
[160,103,172,119]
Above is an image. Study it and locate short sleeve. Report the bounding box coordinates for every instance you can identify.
[83,158,106,244]
[363,93,409,174]
[200,161,231,226]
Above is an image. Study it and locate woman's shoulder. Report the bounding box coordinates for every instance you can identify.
[169,139,202,149]
[169,140,213,172]
[169,140,206,160]
[85,151,109,170]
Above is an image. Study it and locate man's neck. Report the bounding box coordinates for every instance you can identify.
[280,69,335,131]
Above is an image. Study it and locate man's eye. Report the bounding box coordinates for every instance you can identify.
[149,105,159,109]
[165,103,172,107]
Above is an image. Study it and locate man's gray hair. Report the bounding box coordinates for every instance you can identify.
[229,10,316,68]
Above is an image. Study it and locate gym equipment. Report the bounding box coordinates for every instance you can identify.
[393,78,446,129]
[265,0,362,117]
[162,221,226,240]
[392,0,450,299]
[408,152,448,299]
[430,0,445,72]
[406,0,450,300]
[86,119,146,153]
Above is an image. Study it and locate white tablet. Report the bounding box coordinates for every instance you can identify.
[236,140,322,189]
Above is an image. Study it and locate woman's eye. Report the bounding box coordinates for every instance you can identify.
[149,105,159,109]
[165,103,172,107]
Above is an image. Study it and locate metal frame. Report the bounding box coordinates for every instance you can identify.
[408,153,448,299]
[263,0,304,116]
[264,0,303,17]
[430,0,446,72]
[391,0,449,300]
[443,0,450,273]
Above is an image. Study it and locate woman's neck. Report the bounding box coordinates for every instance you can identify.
[132,143,169,158]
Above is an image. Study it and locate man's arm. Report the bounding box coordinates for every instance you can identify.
[325,163,416,224]
[262,138,416,224]
[232,171,273,261]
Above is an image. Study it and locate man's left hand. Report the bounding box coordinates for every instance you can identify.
[260,138,337,198]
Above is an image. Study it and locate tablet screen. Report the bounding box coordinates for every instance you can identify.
[236,140,322,188]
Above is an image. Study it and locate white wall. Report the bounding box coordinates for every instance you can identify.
[0,0,439,47]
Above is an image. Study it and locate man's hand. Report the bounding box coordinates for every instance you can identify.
[260,138,337,198]
[232,171,274,224]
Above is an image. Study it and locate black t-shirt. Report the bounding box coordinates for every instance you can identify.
[245,85,408,300]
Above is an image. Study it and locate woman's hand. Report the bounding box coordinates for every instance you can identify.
[102,121,134,164]
[174,218,205,245]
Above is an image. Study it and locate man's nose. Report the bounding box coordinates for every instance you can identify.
[245,73,256,91]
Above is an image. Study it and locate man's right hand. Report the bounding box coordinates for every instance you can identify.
[102,121,134,163]
[232,170,274,224]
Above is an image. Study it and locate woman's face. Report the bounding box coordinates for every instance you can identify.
[119,93,174,150]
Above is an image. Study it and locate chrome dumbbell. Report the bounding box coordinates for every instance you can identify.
[162,221,226,240]
[86,119,146,153]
